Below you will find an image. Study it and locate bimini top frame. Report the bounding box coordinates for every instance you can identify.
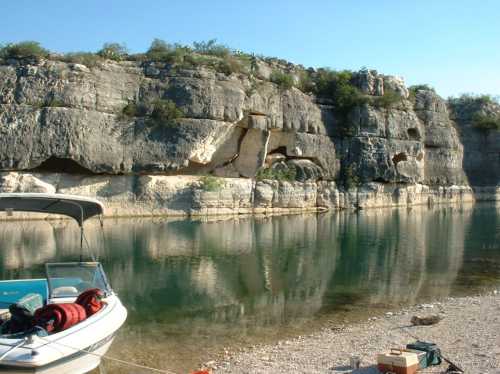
[0,193,104,227]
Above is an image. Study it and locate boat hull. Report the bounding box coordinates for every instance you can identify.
[0,294,126,374]
[0,339,113,373]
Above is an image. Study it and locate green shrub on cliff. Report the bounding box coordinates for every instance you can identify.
[0,41,48,59]
[448,94,500,132]
[146,39,173,61]
[255,167,296,182]
[97,42,128,61]
[145,39,244,75]
[408,84,435,103]
[371,88,402,109]
[270,70,294,90]
[297,70,315,93]
[193,39,230,58]
[120,101,148,118]
[448,93,497,111]
[168,47,194,65]
[314,69,366,115]
[215,55,245,75]
[409,84,435,94]
[45,98,66,108]
[146,39,192,64]
[61,52,102,67]
[472,113,500,131]
[119,99,183,127]
[148,99,184,128]
[200,175,223,191]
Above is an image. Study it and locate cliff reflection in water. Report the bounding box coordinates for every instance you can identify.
[0,205,499,334]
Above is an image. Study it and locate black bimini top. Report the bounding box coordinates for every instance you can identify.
[0,193,104,226]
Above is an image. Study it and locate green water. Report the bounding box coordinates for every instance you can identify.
[0,204,499,373]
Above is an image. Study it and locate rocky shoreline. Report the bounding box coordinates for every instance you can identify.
[0,172,498,220]
[211,292,500,373]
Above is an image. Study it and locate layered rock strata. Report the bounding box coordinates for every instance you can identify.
[1,171,496,219]
[0,59,498,217]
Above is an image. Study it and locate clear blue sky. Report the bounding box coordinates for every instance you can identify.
[1,0,499,98]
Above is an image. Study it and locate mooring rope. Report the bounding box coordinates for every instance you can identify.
[36,336,180,374]
[0,338,27,361]
[0,326,180,373]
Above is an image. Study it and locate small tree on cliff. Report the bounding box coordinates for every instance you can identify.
[0,41,49,59]
[146,39,172,61]
[472,113,500,132]
[98,42,128,61]
[147,99,184,128]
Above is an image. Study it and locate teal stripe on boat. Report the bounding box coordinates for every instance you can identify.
[0,279,48,306]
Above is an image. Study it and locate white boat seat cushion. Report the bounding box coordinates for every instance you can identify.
[0,309,10,320]
[52,286,79,297]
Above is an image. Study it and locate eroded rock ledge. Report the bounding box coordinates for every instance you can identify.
[0,172,498,219]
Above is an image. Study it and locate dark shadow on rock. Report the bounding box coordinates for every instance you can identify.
[451,101,500,188]
[146,122,181,143]
[319,106,337,138]
[458,125,499,187]
[30,156,95,175]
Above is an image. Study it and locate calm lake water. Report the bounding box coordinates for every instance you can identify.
[0,204,499,373]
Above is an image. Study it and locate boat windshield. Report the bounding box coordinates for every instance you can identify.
[46,262,111,299]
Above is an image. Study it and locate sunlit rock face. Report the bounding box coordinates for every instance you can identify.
[0,60,334,177]
[0,61,498,215]
[413,90,467,186]
[0,171,491,220]
[341,102,425,184]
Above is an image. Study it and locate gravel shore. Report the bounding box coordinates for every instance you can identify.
[212,292,500,374]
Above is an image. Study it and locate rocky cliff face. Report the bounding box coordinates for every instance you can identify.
[0,59,337,177]
[0,58,498,216]
[450,98,500,187]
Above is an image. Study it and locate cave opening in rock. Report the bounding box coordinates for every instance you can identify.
[31,157,95,174]
[392,153,408,165]
[248,111,267,117]
[407,128,420,140]
[268,146,288,155]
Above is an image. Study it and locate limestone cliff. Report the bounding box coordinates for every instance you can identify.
[0,57,498,216]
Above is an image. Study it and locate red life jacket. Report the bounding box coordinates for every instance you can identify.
[76,288,104,317]
[34,303,86,333]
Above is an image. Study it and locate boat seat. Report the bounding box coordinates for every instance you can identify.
[52,286,79,297]
[0,309,10,321]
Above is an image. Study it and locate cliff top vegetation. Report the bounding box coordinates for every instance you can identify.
[1,40,498,130]
[448,93,500,131]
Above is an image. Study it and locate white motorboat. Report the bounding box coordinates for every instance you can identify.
[0,193,127,373]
